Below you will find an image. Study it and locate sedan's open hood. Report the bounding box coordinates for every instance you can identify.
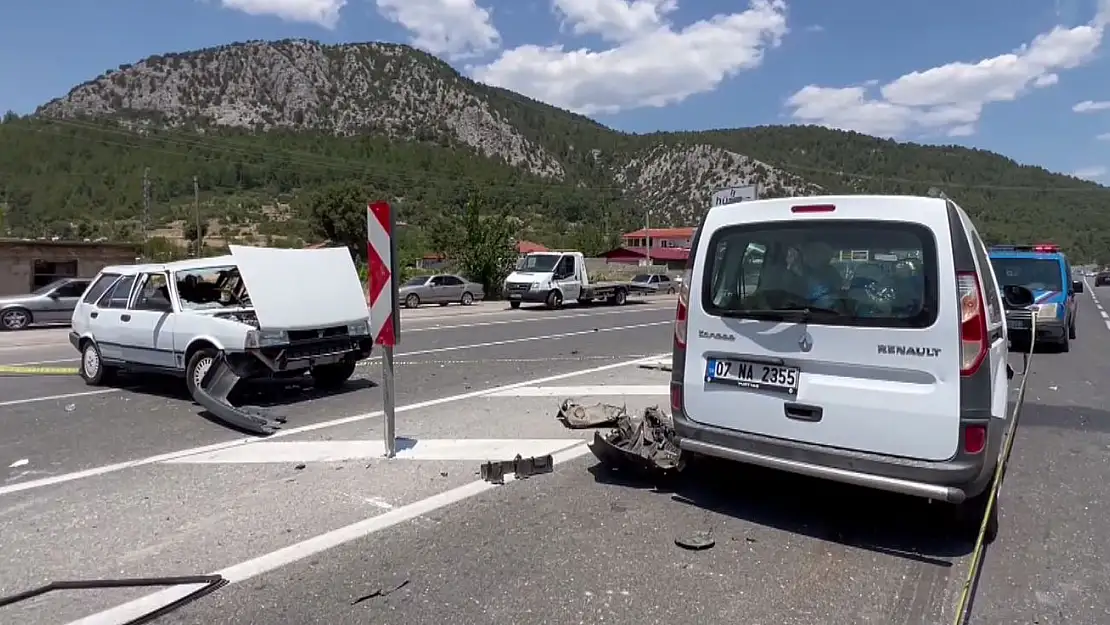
[229,245,369,330]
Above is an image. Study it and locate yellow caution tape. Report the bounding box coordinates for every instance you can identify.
[951,311,1037,624]
[0,365,80,375]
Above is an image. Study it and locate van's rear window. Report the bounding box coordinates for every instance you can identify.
[701,220,939,328]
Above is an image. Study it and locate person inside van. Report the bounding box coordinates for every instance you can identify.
[795,240,843,309]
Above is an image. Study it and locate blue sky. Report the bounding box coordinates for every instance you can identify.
[1,0,1109,181]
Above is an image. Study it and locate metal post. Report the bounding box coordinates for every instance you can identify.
[193,175,201,257]
[645,209,651,267]
[141,167,150,251]
[383,345,396,457]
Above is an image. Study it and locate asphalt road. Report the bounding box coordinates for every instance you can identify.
[2,288,1108,625]
[0,299,673,478]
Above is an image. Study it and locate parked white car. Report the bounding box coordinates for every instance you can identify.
[670,194,1034,543]
[70,245,374,432]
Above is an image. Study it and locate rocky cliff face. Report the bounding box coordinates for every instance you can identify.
[37,38,819,224]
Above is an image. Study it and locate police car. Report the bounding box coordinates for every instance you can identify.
[988,243,1081,351]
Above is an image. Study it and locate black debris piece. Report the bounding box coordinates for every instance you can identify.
[586,405,683,473]
[351,579,410,605]
[675,531,715,551]
[557,400,627,429]
[480,454,555,484]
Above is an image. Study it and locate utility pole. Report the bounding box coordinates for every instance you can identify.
[141,167,150,249]
[645,209,651,267]
[193,175,201,257]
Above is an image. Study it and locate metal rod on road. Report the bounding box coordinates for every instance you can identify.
[382,345,396,457]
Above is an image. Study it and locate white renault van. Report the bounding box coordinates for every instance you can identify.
[671,195,1018,540]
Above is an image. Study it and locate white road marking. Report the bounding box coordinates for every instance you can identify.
[0,322,668,406]
[165,438,584,464]
[0,304,672,358]
[66,443,593,625]
[487,384,670,397]
[0,389,116,408]
[0,353,666,496]
[7,459,28,468]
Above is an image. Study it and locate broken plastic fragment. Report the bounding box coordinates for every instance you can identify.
[557,399,626,428]
[586,405,682,472]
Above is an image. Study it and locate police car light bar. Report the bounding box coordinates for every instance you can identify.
[989,243,1060,253]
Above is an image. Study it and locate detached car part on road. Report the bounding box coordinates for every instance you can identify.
[669,194,1034,542]
[69,245,373,434]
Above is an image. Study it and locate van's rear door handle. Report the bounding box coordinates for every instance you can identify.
[90,312,98,319]
[784,402,823,422]
[120,314,131,322]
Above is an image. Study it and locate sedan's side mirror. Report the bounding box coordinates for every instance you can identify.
[1002,285,1035,309]
[1072,280,1084,294]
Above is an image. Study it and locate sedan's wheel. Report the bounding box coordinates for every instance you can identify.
[185,348,218,400]
[79,341,114,386]
[461,292,474,306]
[1,308,31,331]
[405,294,420,309]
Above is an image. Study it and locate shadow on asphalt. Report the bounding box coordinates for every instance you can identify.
[588,456,972,565]
[104,373,375,435]
[506,298,667,312]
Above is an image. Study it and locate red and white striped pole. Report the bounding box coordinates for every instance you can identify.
[368,201,400,457]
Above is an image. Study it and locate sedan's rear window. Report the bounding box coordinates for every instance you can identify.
[701,220,939,328]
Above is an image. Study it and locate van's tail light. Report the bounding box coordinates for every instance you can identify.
[674,269,690,348]
[957,271,988,375]
[963,425,986,454]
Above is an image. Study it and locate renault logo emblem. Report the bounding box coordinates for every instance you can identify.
[798,331,813,352]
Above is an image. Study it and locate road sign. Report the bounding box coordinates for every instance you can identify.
[367,201,400,457]
[711,184,758,207]
[367,201,399,346]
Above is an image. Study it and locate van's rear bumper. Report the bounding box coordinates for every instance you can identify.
[672,409,1000,504]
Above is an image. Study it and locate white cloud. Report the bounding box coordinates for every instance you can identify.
[1072,165,1107,180]
[552,0,678,42]
[1074,99,1110,112]
[471,0,788,115]
[218,0,345,28]
[375,0,500,60]
[1097,132,1110,140]
[786,1,1110,137]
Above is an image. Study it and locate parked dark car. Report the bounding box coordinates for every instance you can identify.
[1095,271,1110,286]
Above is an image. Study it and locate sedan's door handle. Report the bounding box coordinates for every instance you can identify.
[120,314,131,322]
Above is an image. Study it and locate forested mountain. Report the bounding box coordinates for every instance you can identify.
[1,39,1107,260]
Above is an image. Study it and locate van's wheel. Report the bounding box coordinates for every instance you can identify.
[0,307,31,331]
[79,340,115,386]
[405,294,420,309]
[460,292,474,306]
[1069,320,1077,339]
[509,301,521,309]
[311,360,358,390]
[1058,335,1071,353]
[545,290,563,310]
[185,347,218,400]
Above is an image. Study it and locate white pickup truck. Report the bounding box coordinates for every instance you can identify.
[503,251,656,309]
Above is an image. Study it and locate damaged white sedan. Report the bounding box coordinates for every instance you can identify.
[69,245,374,433]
